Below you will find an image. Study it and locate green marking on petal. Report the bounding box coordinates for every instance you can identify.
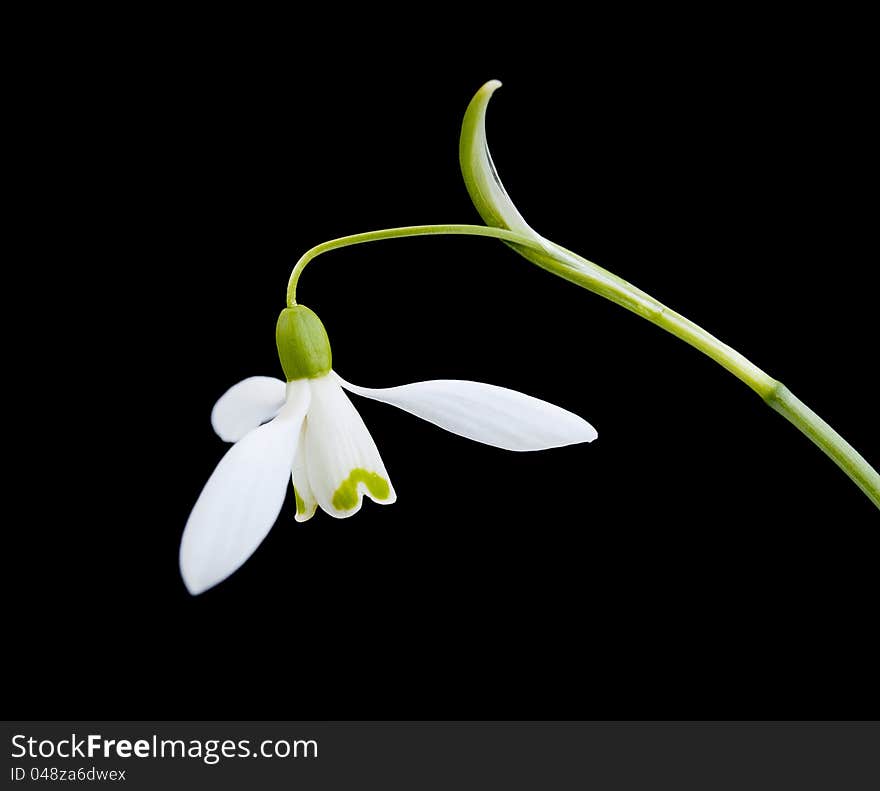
[294,486,306,515]
[332,468,391,511]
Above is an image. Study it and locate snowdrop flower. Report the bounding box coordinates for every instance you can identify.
[180,305,597,594]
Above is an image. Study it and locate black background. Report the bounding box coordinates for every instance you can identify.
[11,13,877,720]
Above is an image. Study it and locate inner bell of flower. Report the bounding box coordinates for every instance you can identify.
[275,305,333,381]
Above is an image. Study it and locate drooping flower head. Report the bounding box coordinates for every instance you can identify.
[180,305,597,595]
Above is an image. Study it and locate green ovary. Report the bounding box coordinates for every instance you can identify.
[332,468,390,511]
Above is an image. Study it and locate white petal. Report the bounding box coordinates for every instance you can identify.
[180,380,310,595]
[292,422,317,522]
[305,375,396,519]
[211,376,286,443]
[335,372,597,452]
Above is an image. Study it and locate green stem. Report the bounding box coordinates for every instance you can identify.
[767,386,880,508]
[510,240,777,397]
[516,239,880,510]
[287,223,880,511]
[286,224,550,306]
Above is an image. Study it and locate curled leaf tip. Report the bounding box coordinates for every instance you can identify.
[459,80,534,237]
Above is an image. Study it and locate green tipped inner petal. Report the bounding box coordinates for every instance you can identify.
[294,486,306,514]
[332,468,391,511]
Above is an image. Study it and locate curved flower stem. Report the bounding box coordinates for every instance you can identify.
[286,224,553,306]
[287,223,880,511]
